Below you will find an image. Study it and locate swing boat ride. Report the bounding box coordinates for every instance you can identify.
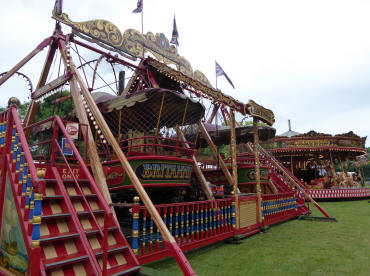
[0,1,364,275]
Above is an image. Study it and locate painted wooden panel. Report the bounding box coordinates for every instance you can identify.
[0,175,28,275]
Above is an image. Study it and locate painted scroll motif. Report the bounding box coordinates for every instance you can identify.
[0,175,28,275]
[52,9,213,87]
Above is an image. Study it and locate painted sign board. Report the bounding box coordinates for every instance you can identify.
[0,175,28,275]
[104,158,193,189]
[61,138,73,156]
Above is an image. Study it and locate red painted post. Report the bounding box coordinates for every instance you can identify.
[191,204,194,241]
[186,204,190,243]
[156,207,161,251]
[50,119,59,165]
[196,204,199,240]
[142,209,147,255]
[131,196,140,255]
[30,247,42,276]
[102,212,109,276]
[162,207,167,249]
[200,203,204,239]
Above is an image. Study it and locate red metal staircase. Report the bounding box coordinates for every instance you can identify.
[250,142,332,218]
[0,106,140,275]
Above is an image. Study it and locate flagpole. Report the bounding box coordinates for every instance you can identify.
[141,6,144,34]
[215,60,218,89]
[141,5,144,58]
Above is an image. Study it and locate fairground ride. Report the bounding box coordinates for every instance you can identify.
[0,1,335,275]
[262,127,369,199]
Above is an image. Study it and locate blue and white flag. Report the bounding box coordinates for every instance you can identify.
[170,15,179,46]
[215,61,235,89]
[132,0,143,13]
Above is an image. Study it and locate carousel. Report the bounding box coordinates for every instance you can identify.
[262,124,370,199]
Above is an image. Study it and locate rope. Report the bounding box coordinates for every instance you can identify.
[73,43,89,88]
[118,109,122,140]
[180,99,189,127]
[155,93,166,137]
[69,46,116,94]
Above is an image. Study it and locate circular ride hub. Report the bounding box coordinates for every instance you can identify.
[262,130,369,199]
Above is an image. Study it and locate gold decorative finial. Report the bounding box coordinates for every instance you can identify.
[8,97,20,108]
[37,169,46,178]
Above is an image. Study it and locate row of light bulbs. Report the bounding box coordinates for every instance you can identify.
[80,94,107,144]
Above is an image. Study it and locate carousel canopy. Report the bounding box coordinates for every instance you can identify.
[262,130,367,161]
[93,88,205,136]
[187,123,276,147]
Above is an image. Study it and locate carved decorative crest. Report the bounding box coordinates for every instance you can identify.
[147,58,246,115]
[247,100,275,126]
[52,9,212,85]
[52,8,275,117]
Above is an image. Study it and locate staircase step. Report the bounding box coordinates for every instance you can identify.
[43,195,64,200]
[69,194,97,199]
[85,226,119,236]
[42,213,71,220]
[40,232,80,243]
[107,265,141,276]
[94,245,129,257]
[43,194,97,200]
[78,210,105,216]
[45,179,90,183]
[44,252,89,270]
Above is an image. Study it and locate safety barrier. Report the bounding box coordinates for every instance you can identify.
[262,192,299,226]
[119,136,194,158]
[132,198,236,264]
[24,117,88,164]
[308,188,370,199]
[0,106,44,275]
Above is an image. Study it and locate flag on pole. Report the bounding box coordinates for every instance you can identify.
[132,0,143,13]
[54,0,63,14]
[170,15,179,46]
[215,61,235,89]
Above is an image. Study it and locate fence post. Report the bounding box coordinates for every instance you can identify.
[131,196,140,255]
[102,212,109,276]
[231,195,236,229]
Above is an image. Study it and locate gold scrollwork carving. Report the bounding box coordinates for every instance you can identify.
[53,9,271,116]
[147,58,246,114]
[247,100,275,126]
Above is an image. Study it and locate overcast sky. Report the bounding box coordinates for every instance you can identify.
[0,0,369,146]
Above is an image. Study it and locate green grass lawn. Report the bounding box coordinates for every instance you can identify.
[146,199,370,275]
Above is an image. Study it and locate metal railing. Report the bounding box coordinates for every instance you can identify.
[131,198,235,264]
[261,192,298,226]
[24,117,88,164]
[119,136,194,158]
[0,106,44,275]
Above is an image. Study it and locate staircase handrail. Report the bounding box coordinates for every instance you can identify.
[23,116,89,163]
[53,116,112,214]
[53,116,114,274]
[11,106,40,191]
[53,141,104,238]
[253,142,332,219]
[8,106,43,275]
[256,144,304,185]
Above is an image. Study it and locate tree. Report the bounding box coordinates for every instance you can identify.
[35,90,74,121]
[0,90,74,122]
